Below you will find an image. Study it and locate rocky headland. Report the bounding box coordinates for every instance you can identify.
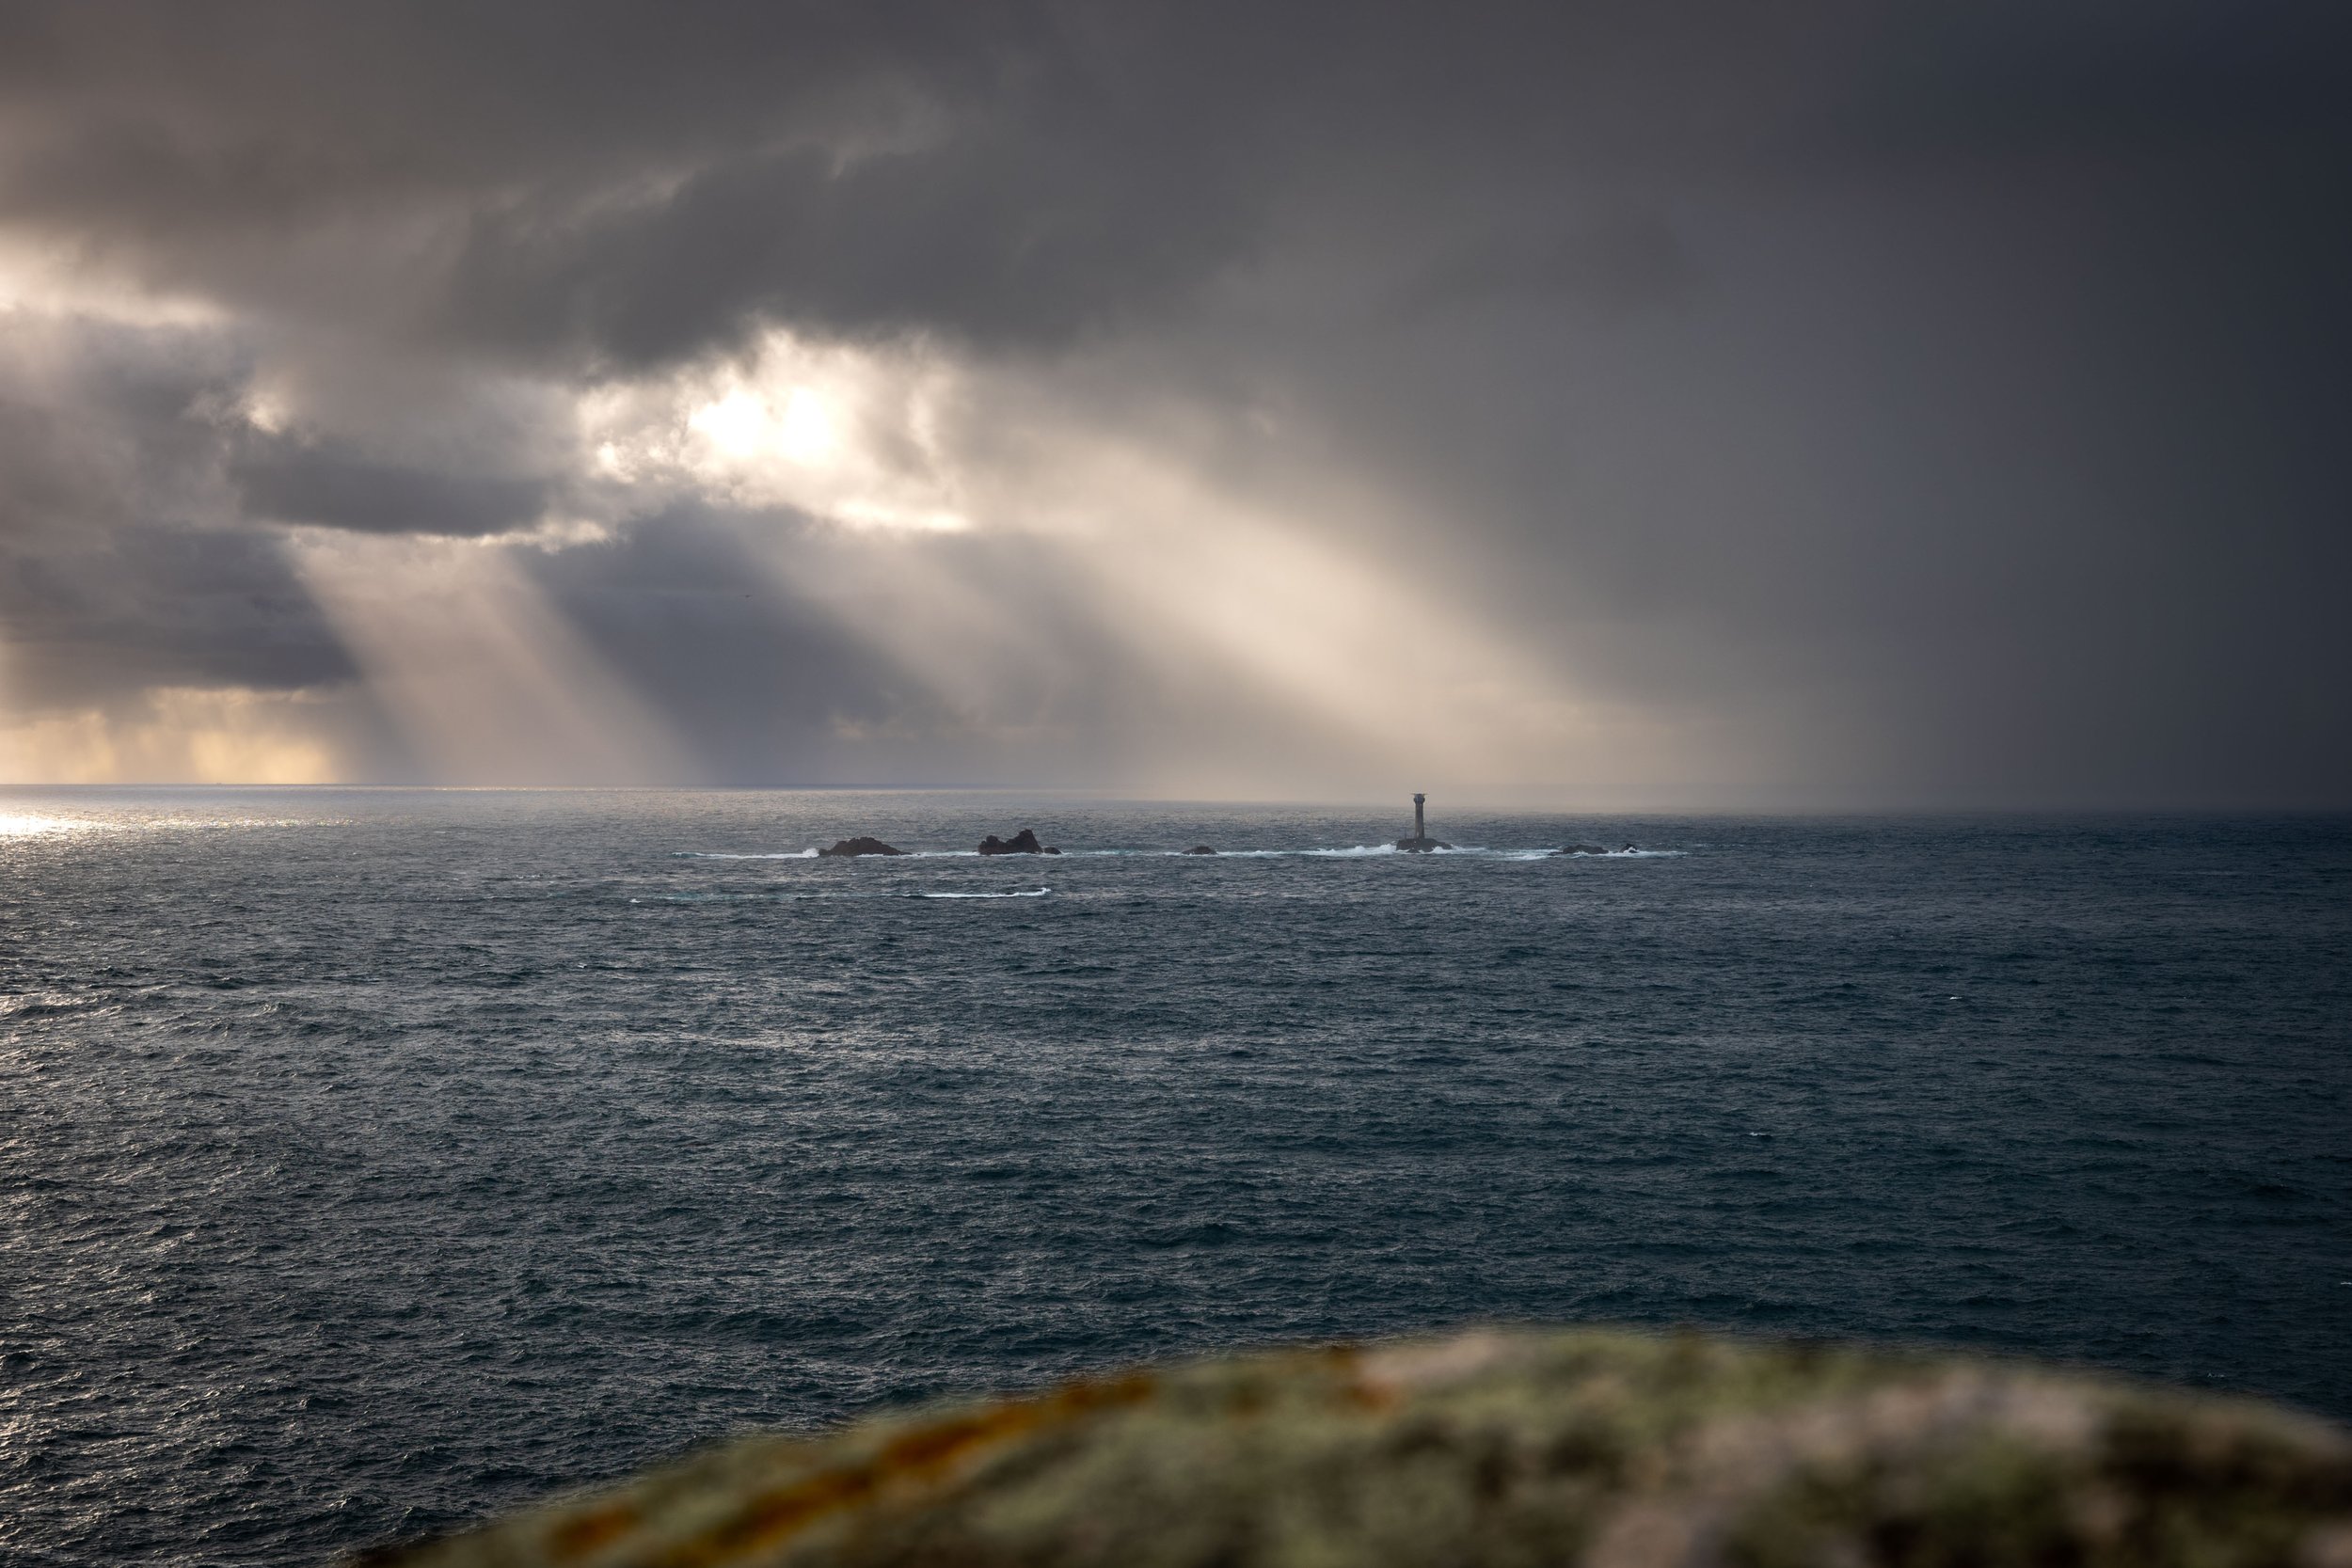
[359,1325,2352,1568]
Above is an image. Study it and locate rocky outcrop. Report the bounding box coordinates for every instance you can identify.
[977,829,1058,855]
[818,837,905,857]
[1182,845,1217,855]
[1556,842,1607,856]
[1394,835,1452,852]
[358,1325,2352,1568]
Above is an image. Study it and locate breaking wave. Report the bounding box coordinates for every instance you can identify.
[672,849,820,859]
[1556,847,1686,858]
[906,888,1051,899]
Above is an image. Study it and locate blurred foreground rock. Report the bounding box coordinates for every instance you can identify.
[362,1327,2352,1568]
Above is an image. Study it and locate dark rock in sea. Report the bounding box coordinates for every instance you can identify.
[1183,845,1217,855]
[1394,835,1452,852]
[368,1325,2352,1568]
[1556,842,1607,856]
[977,829,1058,855]
[818,837,905,857]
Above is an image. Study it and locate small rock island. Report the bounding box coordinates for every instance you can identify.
[1394,791,1451,852]
[818,837,905,857]
[977,829,1059,855]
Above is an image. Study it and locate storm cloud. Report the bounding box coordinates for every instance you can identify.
[1,1,2345,801]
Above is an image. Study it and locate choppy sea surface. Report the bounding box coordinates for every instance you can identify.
[2,790,2347,1565]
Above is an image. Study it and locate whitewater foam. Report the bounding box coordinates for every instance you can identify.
[673,849,821,860]
[909,887,1051,898]
[1556,847,1687,858]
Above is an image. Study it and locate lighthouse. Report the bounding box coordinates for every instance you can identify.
[1395,791,1450,852]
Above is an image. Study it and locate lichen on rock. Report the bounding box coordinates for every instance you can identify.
[359,1327,2352,1568]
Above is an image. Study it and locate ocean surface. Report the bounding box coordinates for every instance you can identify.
[2,791,2347,1566]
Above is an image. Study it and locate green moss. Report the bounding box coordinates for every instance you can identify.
[362,1329,2351,1568]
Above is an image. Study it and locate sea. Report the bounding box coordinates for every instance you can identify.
[2,790,2347,1566]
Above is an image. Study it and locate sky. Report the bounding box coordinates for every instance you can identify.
[0,1,2345,805]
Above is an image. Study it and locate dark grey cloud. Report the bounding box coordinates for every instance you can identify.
[1390,210,1693,322]
[0,1,1275,366]
[229,434,548,537]
[0,518,353,710]
[437,126,1259,368]
[0,1,2346,800]
[0,5,1863,365]
[0,317,354,711]
[1804,3,2352,168]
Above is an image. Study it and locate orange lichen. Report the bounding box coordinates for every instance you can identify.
[645,1372,1160,1566]
[369,1331,2352,1568]
[545,1505,636,1560]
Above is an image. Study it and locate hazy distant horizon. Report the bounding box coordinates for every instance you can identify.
[10,781,2352,816]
